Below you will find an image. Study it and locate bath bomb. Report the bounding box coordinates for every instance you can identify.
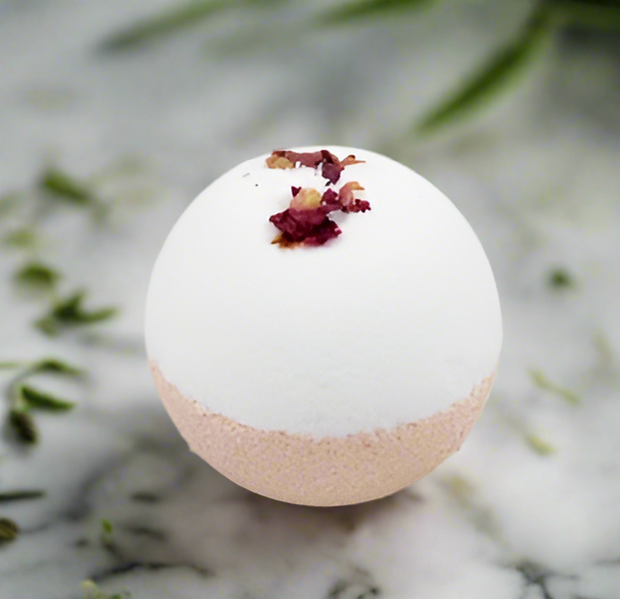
[146,146,502,506]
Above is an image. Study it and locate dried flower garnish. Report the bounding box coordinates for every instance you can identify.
[266,148,369,246]
[265,149,364,185]
[270,178,369,247]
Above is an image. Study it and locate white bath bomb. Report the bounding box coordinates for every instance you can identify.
[146,146,502,506]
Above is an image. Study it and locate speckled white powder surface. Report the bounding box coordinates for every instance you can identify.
[145,146,502,436]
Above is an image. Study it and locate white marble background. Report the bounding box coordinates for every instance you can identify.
[1,1,620,598]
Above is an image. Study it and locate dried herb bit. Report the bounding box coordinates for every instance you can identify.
[0,517,20,543]
[82,579,130,599]
[36,291,118,336]
[15,262,61,291]
[525,433,555,456]
[0,490,45,504]
[8,409,38,444]
[39,167,93,205]
[548,268,574,289]
[265,149,365,184]
[18,385,75,412]
[2,227,38,249]
[530,369,581,405]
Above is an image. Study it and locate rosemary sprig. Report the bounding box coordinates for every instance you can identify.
[320,0,432,25]
[82,580,130,599]
[39,167,94,205]
[3,358,83,444]
[14,262,61,292]
[18,385,75,412]
[0,490,46,503]
[415,2,553,134]
[530,369,581,405]
[525,433,555,456]
[0,518,20,543]
[547,268,574,289]
[36,291,118,336]
[2,227,38,249]
[8,409,38,444]
[100,0,229,51]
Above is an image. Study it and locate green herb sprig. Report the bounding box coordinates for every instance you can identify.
[82,580,130,599]
[36,291,118,337]
[14,262,61,293]
[2,357,84,444]
[530,369,581,405]
[0,518,19,543]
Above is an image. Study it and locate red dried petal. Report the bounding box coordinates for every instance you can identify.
[291,186,301,196]
[321,188,340,211]
[338,181,370,213]
[321,161,343,185]
[303,219,341,245]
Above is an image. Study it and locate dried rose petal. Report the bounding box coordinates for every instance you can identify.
[338,181,370,213]
[266,149,355,184]
[291,186,301,197]
[321,161,343,185]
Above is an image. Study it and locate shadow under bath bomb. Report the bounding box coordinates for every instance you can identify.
[145,146,502,507]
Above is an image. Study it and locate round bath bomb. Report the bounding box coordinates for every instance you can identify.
[145,146,502,506]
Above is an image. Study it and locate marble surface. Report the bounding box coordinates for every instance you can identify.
[1,1,620,598]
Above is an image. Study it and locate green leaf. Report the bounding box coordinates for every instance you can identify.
[14,262,61,290]
[551,0,620,29]
[0,518,20,543]
[525,433,555,455]
[530,369,581,405]
[548,268,574,289]
[30,358,83,377]
[2,227,38,249]
[319,0,432,24]
[35,291,119,336]
[100,0,229,52]
[415,4,553,134]
[8,409,38,444]
[82,580,131,599]
[0,361,24,370]
[39,167,93,205]
[19,384,76,412]
[0,490,46,503]
[0,193,20,218]
[101,519,113,535]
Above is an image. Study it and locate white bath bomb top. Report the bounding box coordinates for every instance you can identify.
[145,146,502,437]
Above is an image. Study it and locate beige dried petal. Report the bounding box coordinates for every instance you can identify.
[340,154,365,167]
[266,155,295,169]
[290,188,322,210]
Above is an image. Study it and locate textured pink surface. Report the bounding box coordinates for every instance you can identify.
[151,362,495,506]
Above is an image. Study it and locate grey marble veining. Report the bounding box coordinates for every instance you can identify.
[1,1,620,598]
